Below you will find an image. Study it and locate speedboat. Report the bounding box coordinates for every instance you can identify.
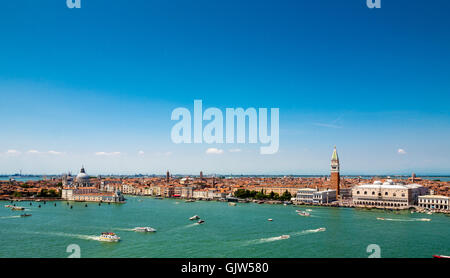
[280,235,290,239]
[417,218,431,222]
[315,228,326,232]
[377,217,385,221]
[298,211,310,217]
[189,215,200,220]
[11,206,25,211]
[268,219,273,221]
[4,205,13,208]
[20,214,32,217]
[185,199,195,203]
[99,232,120,242]
[197,220,205,224]
[433,254,450,258]
[306,209,312,212]
[133,227,156,233]
[228,202,236,206]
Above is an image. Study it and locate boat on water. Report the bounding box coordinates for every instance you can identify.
[417,218,431,222]
[189,215,200,220]
[20,214,32,217]
[315,228,326,232]
[268,218,273,221]
[228,202,236,206]
[305,209,313,212]
[133,227,156,233]
[433,255,450,258]
[99,232,120,242]
[426,212,433,215]
[280,235,290,239]
[197,220,205,224]
[11,207,25,211]
[377,217,385,220]
[185,199,195,203]
[298,211,310,217]
[4,205,13,208]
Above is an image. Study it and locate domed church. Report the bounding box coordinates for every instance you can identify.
[61,166,125,203]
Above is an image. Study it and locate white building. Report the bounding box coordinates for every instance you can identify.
[418,195,449,210]
[352,180,428,209]
[296,188,318,203]
[313,189,337,204]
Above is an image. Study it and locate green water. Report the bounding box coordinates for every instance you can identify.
[0,196,449,258]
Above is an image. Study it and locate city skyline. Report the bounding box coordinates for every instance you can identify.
[1,1,450,175]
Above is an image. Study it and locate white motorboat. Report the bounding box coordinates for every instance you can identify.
[133,227,156,232]
[189,215,200,220]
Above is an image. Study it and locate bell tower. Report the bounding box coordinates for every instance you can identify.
[330,146,340,197]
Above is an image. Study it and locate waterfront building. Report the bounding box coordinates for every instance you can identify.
[352,180,428,209]
[296,188,318,203]
[313,189,337,204]
[418,195,449,210]
[61,167,125,203]
[330,146,340,197]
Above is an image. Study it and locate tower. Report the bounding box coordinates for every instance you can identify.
[166,170,170,183]
[330,146,340,197]
[200,171,203,180]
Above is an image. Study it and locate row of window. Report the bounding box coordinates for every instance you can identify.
[356,191,405,197]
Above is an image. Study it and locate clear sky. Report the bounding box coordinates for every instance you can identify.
[1,0,449,175]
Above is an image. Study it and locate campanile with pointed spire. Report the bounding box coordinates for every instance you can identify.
[330,146,340,197]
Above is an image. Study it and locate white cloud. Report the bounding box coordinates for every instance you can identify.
[229,148,242,153]
[397,149,407,155]
[28,150,40,154]
[95,152,121,156]
[6,149,20,155]
[206,148,224,155]
[138,150,145,155]
[48,150,63,155]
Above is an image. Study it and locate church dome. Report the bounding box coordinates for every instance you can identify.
[76,167,90,182]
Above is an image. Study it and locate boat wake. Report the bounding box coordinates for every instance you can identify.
[0,215,21,219]
[243,235,290,246]
[290,227,326,237]
[243,227,326,246]
[377,218,431,222]
[47,232,103,241]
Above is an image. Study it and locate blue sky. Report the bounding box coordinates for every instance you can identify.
[0,0,450,175]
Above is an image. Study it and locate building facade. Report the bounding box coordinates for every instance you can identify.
[352,180,428,209]
[418,195,449,210]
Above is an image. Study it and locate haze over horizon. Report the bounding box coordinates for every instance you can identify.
[1,1,450,175]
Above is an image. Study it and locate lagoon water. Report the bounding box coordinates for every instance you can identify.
[0,196,449,258]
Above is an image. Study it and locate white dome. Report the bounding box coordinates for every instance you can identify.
[76,167,89,182]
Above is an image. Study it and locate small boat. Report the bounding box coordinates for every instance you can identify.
[377,217,385,221]
[426,212,433,215]
[189,215,200,220]
[11,207,25,211]
[298,211,310,217]
[197,220,205,224]
[4,205,13,208]
[99,232,120,242]
[133,227,156,233]
[268,219,273,221]
[280,235,290,239]
[228,202,236,206]
[433,255,450,258]
[417,218,431,222]
[306,209,312,212]
[185,199,195,203]
[20,214,32,217]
